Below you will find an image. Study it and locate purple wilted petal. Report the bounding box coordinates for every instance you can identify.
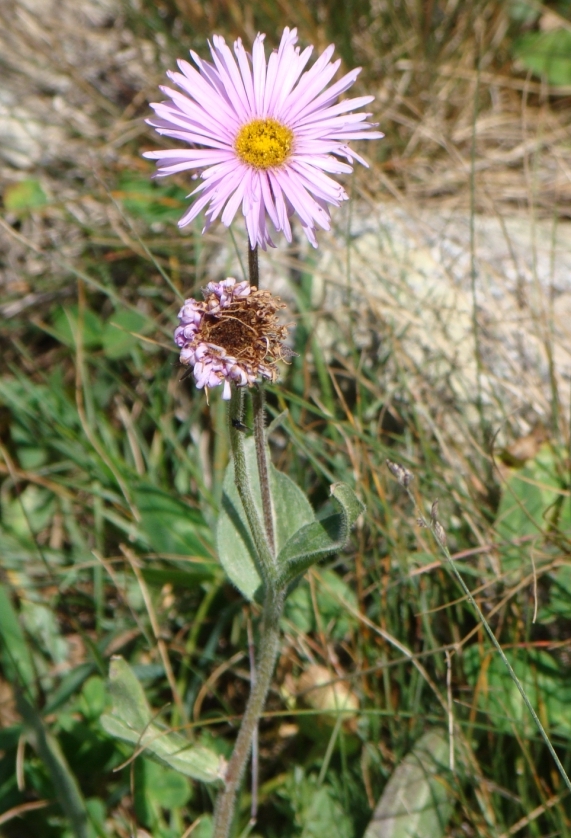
[175,277,290,399]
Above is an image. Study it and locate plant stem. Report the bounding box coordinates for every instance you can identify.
[228,387,275,585]
[248,244,259,287]
[252,385,275,557]
[212,588,284,838]
[246,241,274,557]
[212,243,285,838]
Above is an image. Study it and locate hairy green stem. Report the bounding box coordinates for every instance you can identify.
[212,245,285,837]
[252,385,275,557]
[246,242,275,559]
[212,589,284,838]
[228,387,274,584]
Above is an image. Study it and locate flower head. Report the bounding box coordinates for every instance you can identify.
[175,278,290,399]
[144,28,383,249]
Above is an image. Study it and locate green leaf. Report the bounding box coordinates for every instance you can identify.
[134,758,192,828]
[363,730,454,838]
[134,484,213,559]
[301,785,354,838]
[284,569,358,640]
[102,310,149,359]
[191,815,213,838]
[79,676,107,722]
[2,484,56,541]
[513,29,571,86]
[100,656,224,783]
[4,179,47,212]
[17,694,89,838]
[216,438,315,601]
[51,306,103,349]
[86,798,107,838]
[21,600,68,665]
[276,483,365,588]
[495,447,566,575]
[141,566,220,588]
[539,565,571,623]
[287,769,354,838]
[43,663,95,715]
[0,583,38,700]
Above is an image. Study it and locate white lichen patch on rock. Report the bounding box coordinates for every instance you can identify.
[308,205,571,433]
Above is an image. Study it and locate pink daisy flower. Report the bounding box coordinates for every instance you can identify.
[144,27,383,249]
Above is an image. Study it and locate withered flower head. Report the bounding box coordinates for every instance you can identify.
[174,277,290,399]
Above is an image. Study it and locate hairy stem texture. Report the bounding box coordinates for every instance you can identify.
[252,385,276,557]
[228,387,274,585]
[212,589,284,838]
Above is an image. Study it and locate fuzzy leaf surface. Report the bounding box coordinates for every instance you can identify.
[101,656,224,783]
[216,438,314,601]
[277,483,364,587]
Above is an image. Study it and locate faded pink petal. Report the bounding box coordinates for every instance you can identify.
[175,277,288,398]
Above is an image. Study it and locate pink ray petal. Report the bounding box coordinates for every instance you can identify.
[145,27,383,248]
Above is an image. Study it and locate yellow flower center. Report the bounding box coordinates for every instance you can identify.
[234,118,293,169]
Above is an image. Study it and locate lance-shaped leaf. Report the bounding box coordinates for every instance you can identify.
[18,695,89,838]
[134,485,213,559]
[363,729,455,838]
[276,484,365,588]
[1,586,89,838]
[101,657,225,784]
[0,583,38,701]
[216,438,315,601]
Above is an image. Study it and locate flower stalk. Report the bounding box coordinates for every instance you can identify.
[212,587,284,838]
[248,244,259,288]
[228,386,275,585]
[212,244,284,837]
[215,404,281,837]
[252,384,275,558]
